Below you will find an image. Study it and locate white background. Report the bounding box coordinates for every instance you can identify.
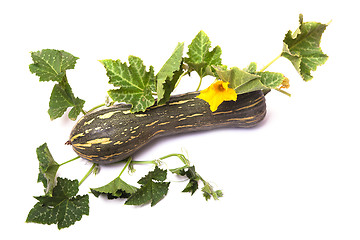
[1,0,359,239]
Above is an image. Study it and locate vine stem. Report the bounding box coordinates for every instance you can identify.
[79,163,97,186]
[259,54,282,72]
[118,157,133,178]
[174,70,190,89]
[129,153,190,169]
[87,103,105,113]
[195,77,203,91]
[275,88,291,97]
[59,156,80,166]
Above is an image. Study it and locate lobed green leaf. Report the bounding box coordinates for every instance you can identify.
[26,178,89,230]
[101,56,156,112]
[29,49,78,82]
[125,166,170,207]
[91,177,137,199]
[282,14,328,81]
[185,30,222,78]
[48,82,85,120]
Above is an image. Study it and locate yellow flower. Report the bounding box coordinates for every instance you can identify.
[197,80,237,112]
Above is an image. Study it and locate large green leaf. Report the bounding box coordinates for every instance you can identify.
[156,42,184,104]
[30,49,85,120]
[26,178,89,230]
[101,56,155,113]
[282,14,328,81]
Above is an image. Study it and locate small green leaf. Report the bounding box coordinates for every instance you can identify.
[282,14,328,81]
[48,82,85,120]
[26,178,89,230]
[256,71,285,88]
[244,62,257,74]
[170,165,200,195]
[36,143,60,195]
[125,166,170,207]
[68,97,86,120]
[156,42,184,104]
[29,49,78,82]
[91,177,138,199]
[202,183,223,201]
[101,56,155,112]
[185,31,222,78]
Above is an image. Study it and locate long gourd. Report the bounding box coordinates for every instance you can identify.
[69,90,266,164]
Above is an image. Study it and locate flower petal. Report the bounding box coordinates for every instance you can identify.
[197,80,237,112]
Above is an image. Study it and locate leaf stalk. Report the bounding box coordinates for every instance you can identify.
[259,54,282,72]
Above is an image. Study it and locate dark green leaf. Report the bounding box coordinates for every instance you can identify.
[170,165,199,195]
[48,82,85,120]
[68,97,85,120]
[36,143,60,195]
[183,179,198,195]
[30,49,85,120]
[26,178,89,230]
[125,166,170,206]
[29,49,78,82]
[202,183,223,201]
[91,177,138,199]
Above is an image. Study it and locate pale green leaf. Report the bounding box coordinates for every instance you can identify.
[156,42,184,104]
[282,14,328,81]
[256,71,285,88]
[215,66,265,94]
[185,31,222,78]
[101,56,155,112]
[187,30,211,63]
[244,62,257,74]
